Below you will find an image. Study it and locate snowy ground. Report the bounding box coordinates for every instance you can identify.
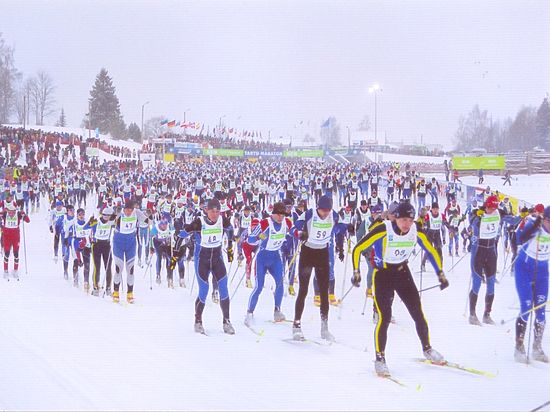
[0,181,549,411]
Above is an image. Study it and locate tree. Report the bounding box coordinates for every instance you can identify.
[84,68,126,138]
[319,117,341,147]
[536,97,550,149]
[357,115,371,131]
[454,105,492,151]
[127,122,141,142]
[507,106,537,151]
[55,107,67,127]
[143,116,167,140]
[0,33,21,123]
[28,70,55,125]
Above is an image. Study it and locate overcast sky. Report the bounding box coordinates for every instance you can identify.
[1,0,549,147]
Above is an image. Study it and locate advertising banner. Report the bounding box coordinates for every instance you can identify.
[452,156,505,170]
[283,149,325,158]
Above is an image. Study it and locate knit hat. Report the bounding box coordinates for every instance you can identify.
[317,195,333,210]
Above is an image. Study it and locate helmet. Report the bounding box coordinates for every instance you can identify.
[395,202,415,219]
[102,206,114,216]
[535,204,545,214]
[485,195,499,209]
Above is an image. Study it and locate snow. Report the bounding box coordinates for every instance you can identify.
[1,182,549,411]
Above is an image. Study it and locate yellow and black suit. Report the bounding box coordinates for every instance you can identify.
[352,220,443,355]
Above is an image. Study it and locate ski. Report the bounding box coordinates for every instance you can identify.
[282,337,329,346]
[265,319,293,324]
[378,373,406,387]
[244,324,265,337]
[413,358,496,378]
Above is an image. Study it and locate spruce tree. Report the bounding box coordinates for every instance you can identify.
[55,107,66,127]
[536,97,550,149]
[127,122,141,142]
[84,68,126,138]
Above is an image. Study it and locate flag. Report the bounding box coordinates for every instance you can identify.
[167,120,176,128]
[321,118,331,128]
[160,119,169,125]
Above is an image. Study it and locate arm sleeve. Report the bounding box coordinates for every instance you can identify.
[352,224,386,272]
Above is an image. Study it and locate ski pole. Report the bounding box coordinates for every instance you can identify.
[418,284,440,293]
[446,250,468,272]
[338,284,355,305]
[231,270,247,300]
[360,293,369,315]
[22,219,28,276]
[531,399,550,412]
[229,261,241,285]
[500,301,550,325]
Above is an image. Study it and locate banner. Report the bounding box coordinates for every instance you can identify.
[202,148,244,157]
[85,147,99,157]
[244,150,283,157]
[452,156,505,170]
[283,149,325,158]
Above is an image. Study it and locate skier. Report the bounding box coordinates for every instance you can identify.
[468,195,502,325]
[513,206,550,363]
[112,201,150,303]
[1,203,30,279]
[49,200,66,261]
[351,201,449,376]
[244,202,293,325]
[171,198,235,334]
[292,195,346,342]
[89,207,115,296]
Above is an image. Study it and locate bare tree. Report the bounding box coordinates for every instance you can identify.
[29,70,55,125]
[0,33,21,123]
[144,116,167,140]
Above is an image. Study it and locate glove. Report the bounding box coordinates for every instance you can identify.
[258,233,267,240]
[88,216,97,226]
[351,269,361,287]
[438,271,449,290]
[299,231,308,241]
[49,226,53,233]
[78,238,87,249]
[227,248,234,262]
[337,248,344,262]
[476,209,484,217]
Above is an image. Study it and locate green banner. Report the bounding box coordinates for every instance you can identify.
[202,148,244,157]
[452,156,506,170]
[283,149,325,158]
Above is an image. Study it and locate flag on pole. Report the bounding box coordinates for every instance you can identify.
[167,120,177,128]
[160,119,169,125]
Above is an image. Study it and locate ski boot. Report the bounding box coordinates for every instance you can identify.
[288,285,295,296]
[91,288,100,297]
[533,321,549,363]
[167,279,174,289]
[223,319,235,335]
[194,320,206,335]
[112,290,120,303]
[127,292,134,304]
[515,318,529,363]
[274,308,286,323]
[455,250,459,257]
[179,278,186,288]
[83,281,90,293]
[313,295,321,307]
[375,352,390,377]
[105,287,112,296]
[482,295,495,325]
[329,294,339,306]
[244,312,254,327]
[212,290,219,303]
[292,321,305,341]
[320,318,335,342]
[468,291,482,325]
[423,346,445,364]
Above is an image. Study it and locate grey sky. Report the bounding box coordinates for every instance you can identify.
[2,0,549,147]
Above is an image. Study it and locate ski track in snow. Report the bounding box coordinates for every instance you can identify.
[0,182,549,410]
